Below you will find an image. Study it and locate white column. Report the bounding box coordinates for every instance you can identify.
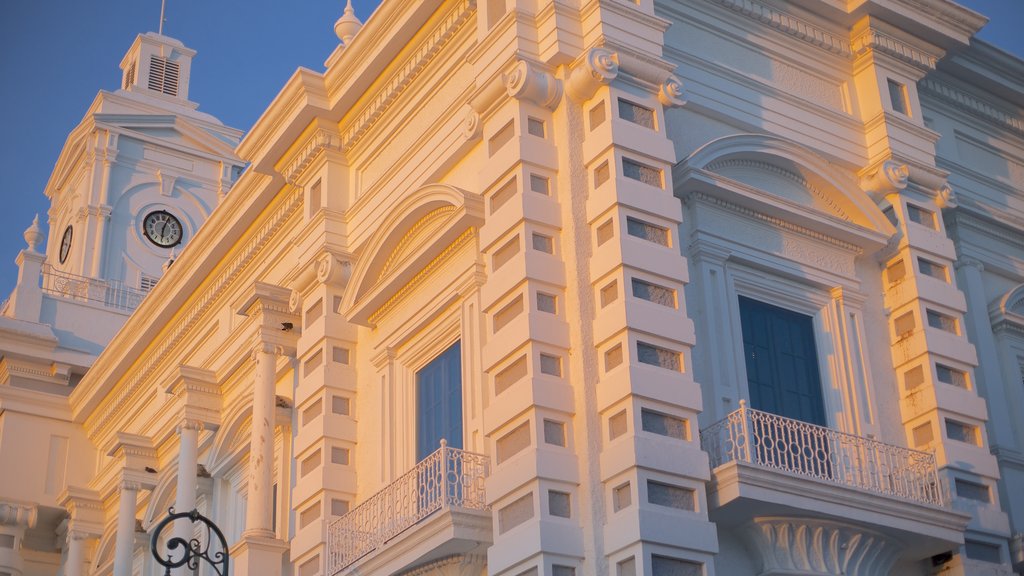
[244,343,277,538]
[172,420,201,572]
[64,530,87,576]
[112,481,139,576]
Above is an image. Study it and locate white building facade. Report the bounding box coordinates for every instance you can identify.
[1,1,1023,575]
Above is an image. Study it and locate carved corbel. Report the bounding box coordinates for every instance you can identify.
[317,251,352,288]
[505,60,562,110]
[567,48,619,102]
[0,502,37,529]
[156,170,177,197]
[860,160,909,201]
[658,74,687,108]
[934,183,957,209]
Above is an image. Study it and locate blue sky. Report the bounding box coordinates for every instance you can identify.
[0,0,1022,298]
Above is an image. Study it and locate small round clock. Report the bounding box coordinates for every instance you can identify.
[142,210,183,248]
[59,225,73,264]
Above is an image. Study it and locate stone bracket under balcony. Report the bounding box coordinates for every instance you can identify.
[707,459,970,561]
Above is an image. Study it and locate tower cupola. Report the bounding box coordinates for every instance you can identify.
[119,32,195,104]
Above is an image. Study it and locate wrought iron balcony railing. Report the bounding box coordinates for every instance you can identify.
[326,441,490,575]
[41,265,148,312]
[700,401,945,507]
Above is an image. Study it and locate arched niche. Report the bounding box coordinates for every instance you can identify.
[343,184,484,326]
[675,133,896,251]
[991,283,1024,331]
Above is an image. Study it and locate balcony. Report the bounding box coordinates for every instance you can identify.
[41,265,147,312]
[700,402,970,565]
[327,442,491,576]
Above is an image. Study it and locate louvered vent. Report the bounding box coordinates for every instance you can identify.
[124,61,136,89]
[140,274,159,292]
[148,56,179,96]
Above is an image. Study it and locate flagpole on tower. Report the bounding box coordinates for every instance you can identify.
[159,0,167,35]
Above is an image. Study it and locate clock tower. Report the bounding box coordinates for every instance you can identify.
[43,32,244,296]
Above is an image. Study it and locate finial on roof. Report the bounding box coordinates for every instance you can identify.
[334,0,363,46]
[23,215,42,252]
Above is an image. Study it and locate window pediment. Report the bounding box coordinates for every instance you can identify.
[344,184,483,327]
[675,134,896,252]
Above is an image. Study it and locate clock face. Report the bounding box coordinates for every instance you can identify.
[59,225,73,264]
[142,210,183,248]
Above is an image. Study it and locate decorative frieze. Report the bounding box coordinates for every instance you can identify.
[920,78,1024,137]
[282,129,342,185]
[851,27,938,70]
[706,0,851,57]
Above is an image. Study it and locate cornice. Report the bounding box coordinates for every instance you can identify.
[341,0,474,152]
[919,78,1024,138]
[698,0,851,58]
[81,186,303,440]
[686,190,864,255]
[946,209,1024,253]
[851,26,938,71]
[279,123,343,186]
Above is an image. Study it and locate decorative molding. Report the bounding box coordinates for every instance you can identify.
[740,517,901,576]
[92,186,303,438]
[567,48,619,102]
[919,78,1024,137]
[368,228,474,325]
[689,191,863,255]
[505,59,561,109]
[341,0,474,151]
[282,128,342,185]
[658,74,687,107]
[851,27,938,70]
[460,105,481,140]
[379,205,457,280]
[706,0,850,57]
[316,251,352,287]
[860,160,909,201]
[706,158,854,222]
[0,502,37,528]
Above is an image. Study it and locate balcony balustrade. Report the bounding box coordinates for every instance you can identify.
[41,265,148,312]
[701,401,944,507]
[326,441,489,575]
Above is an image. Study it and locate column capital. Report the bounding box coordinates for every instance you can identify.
[118,480,143,494]
[955,256,984,272]
[0,501,37,529]
[178,419,205,433]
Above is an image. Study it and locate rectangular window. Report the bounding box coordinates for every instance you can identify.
[540,353,562,377]
[299,503,321,528]
[332,396,350,415]
[918,258,948,281]
[955,479,991,503]
[618,99,655,129]
[306,298,323,323]
[302,399,323,425]
[553,566,575,576]
[632,278,676,307]
[927,309,958,333]
[600,281,618,307]
[532,233,553,254]
[647,480,695,511]
[299,556,320,576]
[543,419,566,446]
[965,541,1002,563]
[596,219,614,245]
[537,292,557,314]
[330,446,349,465]
[498,493,534,533]
[492,236,520,271]
[903,365,925,391]
[936,364,968,389]
[589,102,606,129]
[496,421,531,464]
[613,482,631,511]
[894,311,916,336]
[301,450,321,477]
[494,295,524,333]
[888,78,909,115]
[640,409,688,440]
[331,499,350,516]
[886,259,906,284]
[332,346,350,364]
[906,204,936,229]
[651,556,702,576]
[548,490,571,518]
[594,161,610,187]
[912,422,933,447]
[626,217,669,246]
[637,342,681,372]
[489,121,514,156]
[303,349,323,376]
[529,174,550,195]
[609,410,628,440]
[946,419,978,445]
[416,342,463,461]
[490,178,517,213]
[622,158,663,188]
[495,356,528,395]
[617,557,637,576]
[527,117,545,138]
[605,344,623,371]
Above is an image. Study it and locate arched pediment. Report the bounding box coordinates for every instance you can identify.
[991,283,1024,332]
[675,134,896,248]
[343,184,484,326]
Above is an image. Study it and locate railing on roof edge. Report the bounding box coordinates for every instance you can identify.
[40,264,148,312]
